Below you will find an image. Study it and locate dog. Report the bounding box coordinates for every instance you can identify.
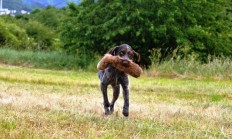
[98,44,140,116]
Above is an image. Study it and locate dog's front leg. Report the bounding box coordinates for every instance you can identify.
[122,86,129,117]
[120,75,130,117]
[100,82,110,115]
[110,84,120,113]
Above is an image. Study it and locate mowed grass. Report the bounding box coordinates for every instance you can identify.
[0,65,231,138]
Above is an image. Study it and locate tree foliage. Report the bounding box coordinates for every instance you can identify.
[61,0,232,64]
[0,6,65,50]
[16,6,66,50]
[0,1,231,66]
[28,6,66,30]
[0,17,32,49]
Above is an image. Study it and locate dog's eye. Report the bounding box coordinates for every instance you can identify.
[129,54,133,59]
[120,51,125,56]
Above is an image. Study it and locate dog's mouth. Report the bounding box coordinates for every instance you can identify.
[120,59,130,67]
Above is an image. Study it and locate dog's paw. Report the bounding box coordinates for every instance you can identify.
[122,108,129,117]
[104,107,111,115]
[110,105,114,113]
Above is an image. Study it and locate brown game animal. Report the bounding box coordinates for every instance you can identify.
[97,54,143,78]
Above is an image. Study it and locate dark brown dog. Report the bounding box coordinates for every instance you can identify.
[98,44,140,116]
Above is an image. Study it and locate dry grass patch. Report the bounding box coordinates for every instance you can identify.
[0,65,231,138]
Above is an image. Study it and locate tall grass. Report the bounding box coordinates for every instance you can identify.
[0,48,231,79]
[148,49,232,80]
[0,48,99,71]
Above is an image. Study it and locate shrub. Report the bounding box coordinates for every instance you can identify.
[0,20,32,49]
[24,21,58,50]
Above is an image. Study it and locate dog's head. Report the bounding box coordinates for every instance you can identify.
[108,44,140,67]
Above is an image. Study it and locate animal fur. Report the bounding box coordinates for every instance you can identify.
[97,54,143,78]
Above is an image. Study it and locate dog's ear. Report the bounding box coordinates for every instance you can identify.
[107,46,119,56]
[133,50,141,62]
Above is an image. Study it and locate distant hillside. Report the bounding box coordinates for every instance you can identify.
[2,0,79,13]
[2,0,36,13]
[22,0,80,8]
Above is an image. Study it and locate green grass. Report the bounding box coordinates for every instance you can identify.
[0,48,99,71]
[1,48,232,80]
[0,64,231,138]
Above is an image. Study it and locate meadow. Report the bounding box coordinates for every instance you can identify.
[1,1,231,138]
[0,64,231,138]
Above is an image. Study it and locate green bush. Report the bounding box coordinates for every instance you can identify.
[24,21,58,50]
[28,6,66,30]
[0,19,32,49]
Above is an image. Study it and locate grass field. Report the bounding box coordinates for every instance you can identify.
[0,64,231,138]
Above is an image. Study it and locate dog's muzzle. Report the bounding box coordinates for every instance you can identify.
[121,59,130,67]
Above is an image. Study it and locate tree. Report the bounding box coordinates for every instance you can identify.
[0,17,32,49]
[23,21,57,50]
[28,6,66,30]
[15,7,66,50]
[61,0,232,65]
